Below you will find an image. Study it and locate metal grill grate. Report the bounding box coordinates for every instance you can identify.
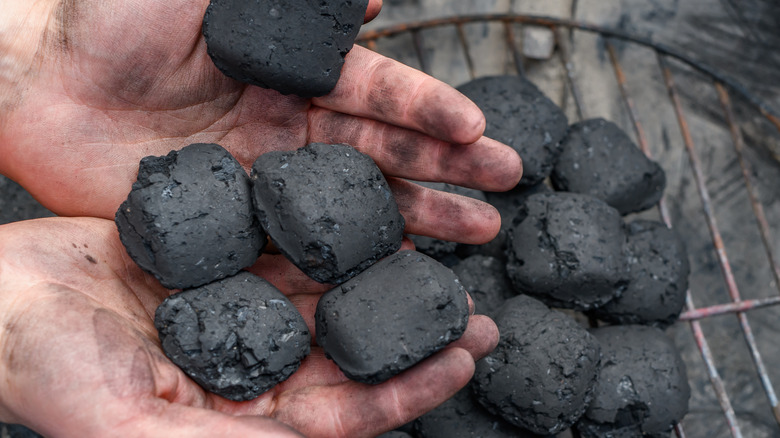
[358,14,780,438]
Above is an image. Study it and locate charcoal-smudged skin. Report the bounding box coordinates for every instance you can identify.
[451,255,516,319]
[473,295,601,435]
[457,75,568,186]
[251,143,404,284]
[505,192,630,310]
[552,118,666,215]
[577,325,690,438]
[155,272,311,401]
[315,250,470,384]
[591,220,690,328]
[413,386,545,438]
[408,181,487,261]
[115,143,266,290]
[202,0,368,97]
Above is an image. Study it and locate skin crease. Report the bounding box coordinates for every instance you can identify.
[0,0,520,436]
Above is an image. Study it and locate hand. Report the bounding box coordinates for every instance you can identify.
[0,217,499,437]
[0,0,521,245]
[0,1,518,435]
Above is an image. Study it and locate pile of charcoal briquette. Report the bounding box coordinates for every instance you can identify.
[114,0,692,434]
[396,75,691,438]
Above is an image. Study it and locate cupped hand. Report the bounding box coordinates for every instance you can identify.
[0,0,521,245]
[0,217,499,438]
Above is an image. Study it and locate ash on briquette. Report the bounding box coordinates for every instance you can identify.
[155,272,310,401]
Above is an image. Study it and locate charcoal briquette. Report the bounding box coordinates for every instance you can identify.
[155,272,311,401]
[590,220,690,328]
[116,143,265,290]
[472,295,601,435]
[315,250,469,384]
[505,192,629,310]
[576,325,690,438]
[251,143,404,284]
[552,118,666,215]
[457,75,568,186]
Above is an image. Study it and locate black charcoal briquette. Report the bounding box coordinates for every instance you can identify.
[591,220,690,328]
[451,255,516,319]
[551,118,666,215]
[457,75,568,186]
[315,250,469,384]
[473,295,601,435]
[413,386,545,438]
[576,325,690,438]
[202,0,368,97]
[251,143,404,284]
[505,192,629,310]
[116,143,265,290]
[155,272,311,401]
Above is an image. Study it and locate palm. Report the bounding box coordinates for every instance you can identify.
[3,0,306,218]
[0,218,495,437]
[1,0,521,245]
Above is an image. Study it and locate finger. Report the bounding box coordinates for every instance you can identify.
[314,46,486,145]
[364,0,383,22]
[272,347,476,438]
[247,254,333,296]
[389,178,501,244]
[307,108,522,192]
[444,314,499,361]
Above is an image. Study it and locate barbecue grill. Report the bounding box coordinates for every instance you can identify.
[358,14,780,438]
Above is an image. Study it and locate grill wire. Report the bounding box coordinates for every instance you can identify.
[358,14,780,438]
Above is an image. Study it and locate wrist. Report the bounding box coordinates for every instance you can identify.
[0,0,59,126]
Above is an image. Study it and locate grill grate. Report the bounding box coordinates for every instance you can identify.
[358,14,780,437]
